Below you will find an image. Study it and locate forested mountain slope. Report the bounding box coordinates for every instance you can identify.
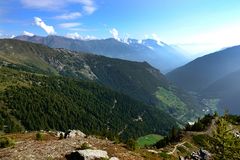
[0,67,177,139]
[0,39,204,121]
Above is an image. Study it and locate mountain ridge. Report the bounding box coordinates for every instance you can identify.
[167,45,240,114]
[0,39,204,121]
[15,35,188,73]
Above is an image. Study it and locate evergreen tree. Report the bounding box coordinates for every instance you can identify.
[207,117,240,160]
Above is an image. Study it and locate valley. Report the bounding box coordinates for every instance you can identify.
[2,1,240,159]
[167,45,240,115]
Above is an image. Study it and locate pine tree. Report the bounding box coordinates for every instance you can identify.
[207,117,240,160]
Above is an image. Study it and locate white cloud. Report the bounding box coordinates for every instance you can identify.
[122,33,130,44]
[21,0,64,10]
[23,31,34,36]
[55,12,82,20]
[109,28,120,41]
[0,34,15,39]
[151,33,164,46]
[175,23,240,56]
[65,32,96,40]
[21,0,97,15]
[59,22,81,28]
[34,17,56,35]
[83,5,96,14]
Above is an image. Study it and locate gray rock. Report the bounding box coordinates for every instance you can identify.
[65,130,86,138]
[66,149,109,160]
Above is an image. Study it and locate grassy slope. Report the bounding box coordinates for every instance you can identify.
[155,87,187,119]
[136,134,163,148]
[0,39,58,75]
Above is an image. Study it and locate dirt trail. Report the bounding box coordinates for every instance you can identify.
[167,141,186,155]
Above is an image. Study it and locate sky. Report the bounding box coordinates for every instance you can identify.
[1,0,240,56]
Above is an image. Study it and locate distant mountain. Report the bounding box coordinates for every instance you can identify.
[15,35,188,73]
[167,45,240,114]
[202,69,240,114]
[0,39,204,121]
[167,46,240,92]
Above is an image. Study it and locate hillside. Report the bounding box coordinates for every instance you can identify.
[202,69,240,114]
[167,45,240,114]
[15,35,188,73]
[167,45,240,92]
[1,114,239,160]
[0,131,145,160]
[0,39,204,121]
[0,66,178,139]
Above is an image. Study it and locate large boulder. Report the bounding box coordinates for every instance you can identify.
[66,149,109,160]
[65,130,86,138]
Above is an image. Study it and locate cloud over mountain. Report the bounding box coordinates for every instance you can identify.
[65,32,96,40]
[34,17,56,35]
[109,28,120,41]
[23,31,34,36]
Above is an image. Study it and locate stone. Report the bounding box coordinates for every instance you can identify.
[65,130,86,138]
[66,149,109,160]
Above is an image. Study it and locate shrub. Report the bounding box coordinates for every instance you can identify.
[59,133,64,140]
[36,132,44,141]
[177,146,187,154]
[192,134,209,147]
[159,152,170,159]
[126,139,137,151]
[0,136,15,148]
[80,142,92,150]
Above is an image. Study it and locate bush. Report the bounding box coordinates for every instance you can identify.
[185,114,214,132]
[126,139,137,151]
[36,132,44,141]
[192,134,209,147]
[80,142,92,150]
[177,146,187,154]
[59,133,64,140]
[159,152,170,159]
[0,136,15,148]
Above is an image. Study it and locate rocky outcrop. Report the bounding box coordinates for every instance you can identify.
[179,148,211,160]
[53,130,86,139]
[66,149,119,160]
[64,130,86,138]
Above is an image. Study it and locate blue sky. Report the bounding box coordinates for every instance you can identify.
[1,0,240,55]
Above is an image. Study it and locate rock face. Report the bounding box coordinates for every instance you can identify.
[64,130,86,138]
[179,148,211,160]
[66,149,109,160]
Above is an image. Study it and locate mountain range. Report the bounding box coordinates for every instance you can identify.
[0,39,180,139]
[15,35,188,73]
[167,45,240,114]
[0,39,205,130]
